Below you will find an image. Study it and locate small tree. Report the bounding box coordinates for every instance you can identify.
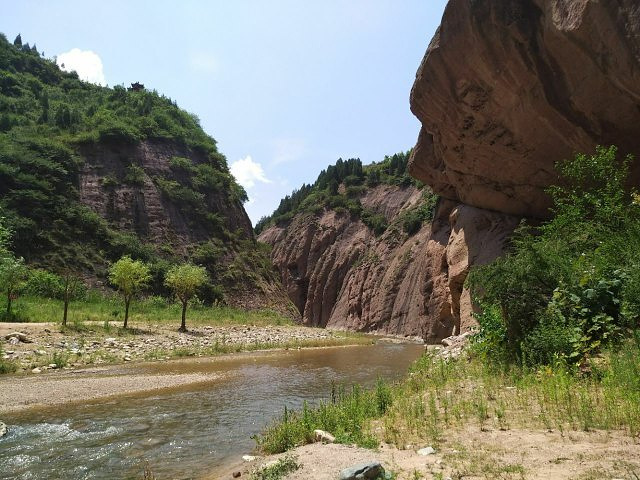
[108,256,150,329]
[0,256,28,318]
[0,218,27,319]
[60,269,84,327]
[164,264,208,332]
[13,34,22,48]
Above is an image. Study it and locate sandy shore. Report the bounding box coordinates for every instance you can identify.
[0,321,378,414]
[0,361,225,414]
[210,427,640,480]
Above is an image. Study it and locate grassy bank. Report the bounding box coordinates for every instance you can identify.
[5,292,293,328]
[255,337,640,456]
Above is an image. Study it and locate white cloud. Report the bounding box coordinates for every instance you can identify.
[271,137,307,166]
[57,48,106,86]
[230,156,271,189]
[189,51,218,74]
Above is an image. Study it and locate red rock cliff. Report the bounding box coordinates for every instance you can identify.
[409,0,640,338]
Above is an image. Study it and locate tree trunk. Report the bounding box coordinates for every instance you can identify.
[124,298,130,329]
[179,300,187,332]
[62,287,69,327]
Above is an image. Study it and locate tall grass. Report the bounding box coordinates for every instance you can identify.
[6,292,293,327]
[256,338,640,454]
[0,343,18,374]
[256,379,392,454]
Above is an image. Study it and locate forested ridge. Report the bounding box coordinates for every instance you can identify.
[0,33,277,304]
[255,151,438,237]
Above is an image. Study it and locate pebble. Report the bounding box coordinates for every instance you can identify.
[417,446,436,456]
[31,368,42,374]
[242,455,256,462]
[48,364,58,369]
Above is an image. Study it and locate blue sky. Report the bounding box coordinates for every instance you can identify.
[2,1,448,224]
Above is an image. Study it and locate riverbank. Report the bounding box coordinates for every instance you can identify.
[0,338,385,414]
[217,428,639,480]
[238,339,640,480]
[0,362,225,414]
[0,321,372,375]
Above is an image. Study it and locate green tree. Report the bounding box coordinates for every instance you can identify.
[468,146,638,365]
[108,256,150,328]
[0,256,28,318]
[60,269,84,327]
[0,217,27,319]
[13,34,21,48]
[164,263,208,332]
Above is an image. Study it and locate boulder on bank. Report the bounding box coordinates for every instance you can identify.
[314,429,336,443]
[5,332,31,343]
[0,421,7,438]
[339,461,384,480]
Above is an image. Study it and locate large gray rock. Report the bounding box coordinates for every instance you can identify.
[5,332,31,343]
[339,461,384,480]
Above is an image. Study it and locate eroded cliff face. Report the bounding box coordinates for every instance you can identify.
[410,0,640,217]
[261,0,640,339]
[78,140,252,253]
[75,139,293,312]
[259,185,440,338]
[408,0,640,337]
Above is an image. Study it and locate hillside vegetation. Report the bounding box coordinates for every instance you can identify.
[0,33,284,312]
[468,146,640,368]
[255,152,438,237]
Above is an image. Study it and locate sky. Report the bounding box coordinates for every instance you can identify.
[1,1,448,224]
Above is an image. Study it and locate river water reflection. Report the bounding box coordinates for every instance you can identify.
[0,343,424,480]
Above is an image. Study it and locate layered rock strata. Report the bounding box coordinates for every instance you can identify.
[410,0,640,218]
[407,0,640,338]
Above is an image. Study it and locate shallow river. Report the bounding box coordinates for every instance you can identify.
[0,343,424,480]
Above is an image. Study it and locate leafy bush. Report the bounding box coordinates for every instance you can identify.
[123,164,145,185]
[361,210,388,236]
[23,268,64,298]
[468,146,639,366]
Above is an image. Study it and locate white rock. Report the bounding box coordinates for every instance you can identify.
[314,429,336,443]
[417,446,436,456]
[48,364,58,369]
[31,368,42,374]
[242,455,256,462]
[0,421,6,437]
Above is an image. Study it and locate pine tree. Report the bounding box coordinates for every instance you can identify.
[13,34,21,48]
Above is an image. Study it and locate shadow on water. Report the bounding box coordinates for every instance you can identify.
[0,343,424,480]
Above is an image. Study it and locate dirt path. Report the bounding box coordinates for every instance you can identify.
[212,427,640,480]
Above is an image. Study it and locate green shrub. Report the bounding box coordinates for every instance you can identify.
[361,210,388,236]
[124,164,145,185]
[468,146,638,366]
[251,455,300,480]
[23,268,64,298]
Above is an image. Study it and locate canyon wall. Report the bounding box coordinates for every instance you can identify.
[262,0,640,339]
[408,0,640,337]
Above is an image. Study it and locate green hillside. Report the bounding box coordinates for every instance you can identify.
[255,151,438,236]
[0,33,277,304]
